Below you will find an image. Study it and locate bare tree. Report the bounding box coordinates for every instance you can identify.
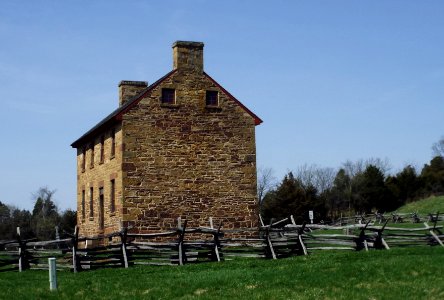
[342,158,391,177]
[314,167,336,193]
[365,157,392,176]
[342,159,365,178]
[294,164,336,193]
[294,164,317,190]
[257,167,277,204]
[432,136,444,157]
[32,187,57,218]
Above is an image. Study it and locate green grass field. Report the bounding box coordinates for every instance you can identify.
[1,247,443,300]
[396,195,444,214]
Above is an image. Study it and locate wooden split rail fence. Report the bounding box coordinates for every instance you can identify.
[336,211,443,225]
[1,214,443,273]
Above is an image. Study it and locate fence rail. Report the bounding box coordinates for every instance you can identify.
[335,211,443,225]
[1,212,442,273]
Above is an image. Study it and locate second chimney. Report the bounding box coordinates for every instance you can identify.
[118,80,148,106]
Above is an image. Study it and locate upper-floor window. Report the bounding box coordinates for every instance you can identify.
[110,179,116,213]
[99,187,104,230]
[89,187,94,218]
[90,143,94,168]
[206,90,219,106]
[161,88,175,104]
[81,190,85,221]
[81,147,86,172]
[100,135,105,164]
[110,128,116,158]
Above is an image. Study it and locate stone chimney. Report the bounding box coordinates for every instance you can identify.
[172,41,204,74]
[118,81,148,106]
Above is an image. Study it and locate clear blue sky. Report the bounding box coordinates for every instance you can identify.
[1,1,443,211]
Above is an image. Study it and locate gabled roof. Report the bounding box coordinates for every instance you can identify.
[71,70,263,149]
[204,73,263,126]
[70,70,177,148]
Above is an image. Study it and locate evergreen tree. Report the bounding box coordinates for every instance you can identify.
[385,165,420,207]
[11,208,33,239]
[354,165,393,213]
[420,156,444,195]
[0,202,12,240]
[59,209,77,235]
[261,172,324,223]
[328,169,352,218]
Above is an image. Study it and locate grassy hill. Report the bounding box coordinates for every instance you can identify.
[396,195,444,214]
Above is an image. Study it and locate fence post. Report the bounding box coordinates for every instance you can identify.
[178,220,187,265]
[55,226,60,249]
[433,212,440,230]
[264,219,276,259]
[17,227,22,272]
[17,227,29,272]
[297,222,308,256]
[374,220,390,250]
[290,216,307,256]
[259,214,265,227]
[121,227,129,268]
[212,222,223,262]
[49,257,57,291]
[72,226,79,273]
[355,221,370,251]
[424,221,444,247]
[209,217,214,229]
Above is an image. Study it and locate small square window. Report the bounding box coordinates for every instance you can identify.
[206,91,218,106]
[162,88,175,104]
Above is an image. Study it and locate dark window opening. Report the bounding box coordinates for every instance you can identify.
[89,187,94,218]
[81,148,86,172]
[111,129,116,158]
[81,190,85,221]
[90,143,94,168]
[110,179,115,213]
[100,135,105,163]
[99,188,104,230]
[161,88,175,104]
[206,91,218,106]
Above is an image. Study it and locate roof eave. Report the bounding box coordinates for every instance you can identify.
[204,72,263,126]
[70,69,177,149]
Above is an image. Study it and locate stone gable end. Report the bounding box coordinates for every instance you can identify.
[121,71,258,231]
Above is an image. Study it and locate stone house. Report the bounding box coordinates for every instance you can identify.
[71,41,262,236]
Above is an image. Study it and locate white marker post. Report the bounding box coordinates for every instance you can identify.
[309,210,314,224]
[49,258,57,291]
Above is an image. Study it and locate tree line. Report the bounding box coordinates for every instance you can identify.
[0,187,76,241]
[260,138,444,223]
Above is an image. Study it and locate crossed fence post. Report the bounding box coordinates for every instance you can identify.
[355,221,371,251]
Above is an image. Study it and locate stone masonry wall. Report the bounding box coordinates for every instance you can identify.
[76,124,123,237]
[121,69,258,232]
